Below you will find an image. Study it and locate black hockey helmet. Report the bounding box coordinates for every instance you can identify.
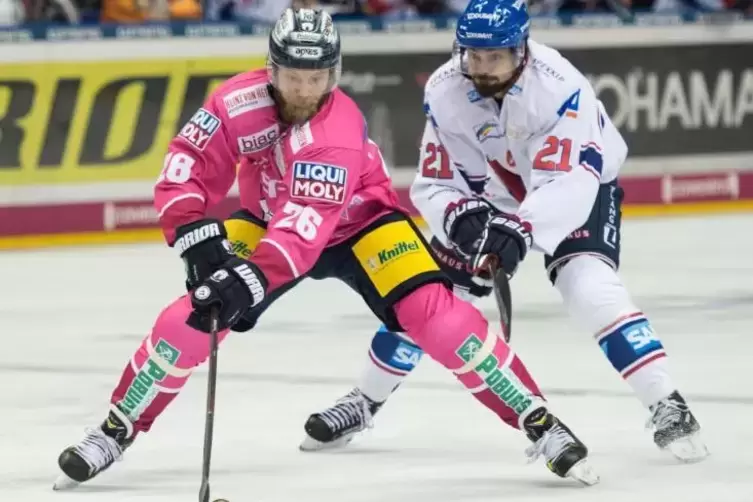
[268,8,342,91]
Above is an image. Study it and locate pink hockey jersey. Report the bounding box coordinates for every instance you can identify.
[155,68,402,293]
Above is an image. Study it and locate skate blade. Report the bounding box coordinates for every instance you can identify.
[565,459,600,486]
[52,473,80,491]
[665,432,710,463]
[299,434,355,452]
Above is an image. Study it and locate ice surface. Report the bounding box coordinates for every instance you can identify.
[1,213,751,502]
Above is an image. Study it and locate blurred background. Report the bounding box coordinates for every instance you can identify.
[0,0,751,246]
[1,7,751,499]
[1,0,751,36]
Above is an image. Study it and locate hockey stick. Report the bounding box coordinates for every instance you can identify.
[199,309,220,502]
[477,255,513,342]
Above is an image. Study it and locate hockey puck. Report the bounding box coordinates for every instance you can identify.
[212,499,229,502]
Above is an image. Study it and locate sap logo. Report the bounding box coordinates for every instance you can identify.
[467,89,483,103]
[391,342,422,367]
[238,124,279,154]
[291,162,347,204]
[623,322,660,351]
[179,108,221,151]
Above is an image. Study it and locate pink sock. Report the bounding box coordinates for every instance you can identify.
[394,283,545,429]
[110,294,231,434]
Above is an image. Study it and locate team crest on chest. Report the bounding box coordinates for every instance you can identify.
[474,121,503,143]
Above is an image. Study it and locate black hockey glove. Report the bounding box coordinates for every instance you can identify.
[187,257,268,333]
[469,214,533,278]
[429,237,493,299]
[443,198,494,258]
[174,218,235,289]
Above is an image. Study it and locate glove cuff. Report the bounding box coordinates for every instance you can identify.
[173,218,228,257]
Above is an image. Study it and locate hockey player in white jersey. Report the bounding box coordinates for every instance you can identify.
[301,0,709,463]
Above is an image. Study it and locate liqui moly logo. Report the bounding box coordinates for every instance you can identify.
[178,108,221,151]
[291,161,347,204]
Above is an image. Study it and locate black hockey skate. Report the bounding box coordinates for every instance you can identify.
[300,388,383,451]
[648,391,708,462]
[523,407,599,486]
[53,405,135,490]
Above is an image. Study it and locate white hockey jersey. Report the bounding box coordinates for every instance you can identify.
[411,39,628,256]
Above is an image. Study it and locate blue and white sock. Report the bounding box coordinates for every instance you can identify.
[358,324,423,402]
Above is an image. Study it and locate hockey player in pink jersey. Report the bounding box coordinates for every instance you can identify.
[54,8,598,490]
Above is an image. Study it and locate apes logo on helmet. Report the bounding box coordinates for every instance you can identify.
[292,162,347,204]
[288,46,323,59]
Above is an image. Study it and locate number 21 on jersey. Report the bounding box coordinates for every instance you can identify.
[533,136,572,172]
[420,142,453,179]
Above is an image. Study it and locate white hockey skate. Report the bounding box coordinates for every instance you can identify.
[648,391,709,463]
[53,406,134,490]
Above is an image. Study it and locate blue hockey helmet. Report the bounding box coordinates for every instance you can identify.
[453,0,530,97]
[455,0,530,50]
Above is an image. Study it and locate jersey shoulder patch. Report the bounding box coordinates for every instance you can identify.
[423,61,472,133]
[425,60,460,92]
[513,42,594,134]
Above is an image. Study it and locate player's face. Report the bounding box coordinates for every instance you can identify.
[466,48,518,98]
[275,67,331,124]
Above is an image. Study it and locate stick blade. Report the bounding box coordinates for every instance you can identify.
[475,254,513,342]
[199,481,210,502]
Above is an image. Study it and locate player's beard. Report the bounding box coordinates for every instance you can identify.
[278,95,324,125]
[471,75,509,98]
